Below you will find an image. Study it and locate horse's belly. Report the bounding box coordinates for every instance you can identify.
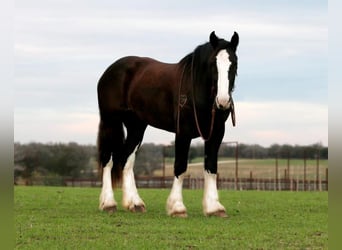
[135,107,175,133]
[125,59,180,133]
[129,89,176,133]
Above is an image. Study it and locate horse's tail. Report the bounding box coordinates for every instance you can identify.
[97,118,125,185]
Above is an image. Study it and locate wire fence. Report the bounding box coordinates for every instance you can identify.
[24,169,328,191]
[17,143,328,191]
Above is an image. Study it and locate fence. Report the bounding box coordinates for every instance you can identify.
[20,142,328,191]
[133,174,328,191]
[27,169,328,191]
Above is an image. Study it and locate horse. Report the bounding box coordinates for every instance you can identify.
[97,31,239,217]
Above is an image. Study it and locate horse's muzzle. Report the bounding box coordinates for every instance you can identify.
[215,96,231,110]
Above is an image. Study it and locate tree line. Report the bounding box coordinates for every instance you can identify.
[14,142,327,183]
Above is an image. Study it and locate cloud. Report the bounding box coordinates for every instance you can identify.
[14,109,99,144]
[14,101,328,147]
[15,1,327,63]
[223,101,328,146]
[13,1,328,147]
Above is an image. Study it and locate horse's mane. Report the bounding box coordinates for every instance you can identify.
[178,42,215,101]
[178,41,236,94]
[178,42,214,78]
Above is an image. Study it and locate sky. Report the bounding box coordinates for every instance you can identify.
[14,0,328,147]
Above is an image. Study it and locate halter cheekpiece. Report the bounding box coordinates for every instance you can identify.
[176,56,236,141]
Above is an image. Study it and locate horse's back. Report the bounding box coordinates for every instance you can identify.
[97,56,152,110]
[98,56,153,87]
[97,56,178,131]
[98,56,168,90]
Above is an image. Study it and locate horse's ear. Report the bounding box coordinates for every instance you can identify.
[210,31,219,48]
[230,31,239,51]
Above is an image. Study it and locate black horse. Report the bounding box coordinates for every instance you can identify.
[97,31,239,217]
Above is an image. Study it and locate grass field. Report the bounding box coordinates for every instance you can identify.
[15,186,327,249]
[154,158,328,180]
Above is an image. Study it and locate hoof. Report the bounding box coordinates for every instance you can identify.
[99,203,117,214]
[103,205,117,214]
[170,211,188,218]
[99,193,117,214]
[206,210,228,218]
[129,204,146,213]
[167,200,187,218]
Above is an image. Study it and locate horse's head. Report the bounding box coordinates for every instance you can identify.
[209,31,239,110]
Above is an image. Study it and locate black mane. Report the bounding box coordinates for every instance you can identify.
[179,39,237,95]
[179,42,214,75]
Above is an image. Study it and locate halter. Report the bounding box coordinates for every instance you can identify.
[189,54,216,141]
[177,55,236,141]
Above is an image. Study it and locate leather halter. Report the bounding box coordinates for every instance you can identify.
[176,56,236,141]
[189,55,216,141]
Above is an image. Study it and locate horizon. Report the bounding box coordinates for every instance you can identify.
[14,139,328,148]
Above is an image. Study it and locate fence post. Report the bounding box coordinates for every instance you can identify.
[287,151,293,191]
[162,146,166,188]
[275,154,279,191]
[316,147,320,191]
[326,168,328,191]
[304,149,307,191]
[235,142,239,190]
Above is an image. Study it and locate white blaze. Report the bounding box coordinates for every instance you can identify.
[215,49,231,109]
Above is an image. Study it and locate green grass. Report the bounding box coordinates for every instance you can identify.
[15,186,327,249]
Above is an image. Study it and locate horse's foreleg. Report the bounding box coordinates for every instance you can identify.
[166,136,191,217]
[122,146,146,212]
[203,124,227,217]
[202,170,227,217]
[167,174,187,217]
[99,158,117,213]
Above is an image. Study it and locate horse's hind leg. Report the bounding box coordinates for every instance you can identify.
[99,159,117,213]
[98,119,124,213]
[121,116,147,212]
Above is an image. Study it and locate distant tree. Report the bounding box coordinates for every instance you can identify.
[187,147,195,163]
[14,142,48,183]
[47,143,92,177]
[163,144,175,158]
[135,144,163,176]
[14,141,328,183]
[14,142,96,180]
[268,144,281,157]
[320,147,328,159]
[218,144,236,158]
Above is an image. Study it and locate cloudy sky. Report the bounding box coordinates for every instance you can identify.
[14,0,327,147]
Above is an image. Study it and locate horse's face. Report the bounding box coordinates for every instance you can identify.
[210,31,239,110]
